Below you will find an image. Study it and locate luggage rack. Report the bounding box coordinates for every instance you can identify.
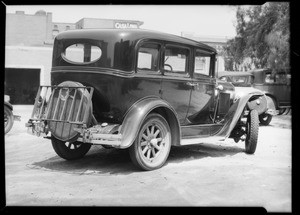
[29,85,94,123]
[26,85,95,138]
[26,85,123,147]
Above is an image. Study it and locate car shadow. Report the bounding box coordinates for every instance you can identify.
[30,142,245,176]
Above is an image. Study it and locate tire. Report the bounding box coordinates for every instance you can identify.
[4,106,14,134]
[259,113,272,126]
[129,113,171,171]
[51,136,91,160]
[245,110,259,154]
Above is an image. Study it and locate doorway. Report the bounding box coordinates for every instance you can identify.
[5,68,40,104]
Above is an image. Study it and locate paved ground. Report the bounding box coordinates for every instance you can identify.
[5,105,292,212]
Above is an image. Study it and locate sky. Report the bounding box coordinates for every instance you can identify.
[6,5,238,38]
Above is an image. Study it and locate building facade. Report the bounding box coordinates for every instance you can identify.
[5,10,143,104]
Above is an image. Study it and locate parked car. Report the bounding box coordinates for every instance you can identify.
[4,95,21,134]
[217,71,277,125]
[26,29,268,170]
[250,68,291,115]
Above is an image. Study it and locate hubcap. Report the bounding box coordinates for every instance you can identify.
[139,123,165,163]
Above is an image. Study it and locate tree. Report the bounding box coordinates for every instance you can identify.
[223,2,290,72]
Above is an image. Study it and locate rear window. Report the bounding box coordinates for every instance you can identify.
[53,38,135,71]
[62,43,102,64]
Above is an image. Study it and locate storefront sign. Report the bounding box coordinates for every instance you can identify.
[114,22,138,29]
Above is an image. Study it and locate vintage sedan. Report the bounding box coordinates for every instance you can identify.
[217,71,277,125]
[26,29,267,170]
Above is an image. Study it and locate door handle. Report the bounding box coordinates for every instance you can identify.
[186,82,198,87]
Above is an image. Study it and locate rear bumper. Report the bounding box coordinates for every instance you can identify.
[26,120,123,148]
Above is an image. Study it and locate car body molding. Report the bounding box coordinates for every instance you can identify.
[119,96,180,148]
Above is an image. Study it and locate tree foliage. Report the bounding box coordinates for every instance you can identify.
[223,2,290,72]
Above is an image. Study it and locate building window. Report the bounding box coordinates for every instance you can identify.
[66,25,70,31]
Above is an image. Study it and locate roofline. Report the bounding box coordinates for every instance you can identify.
[56,28,217,53]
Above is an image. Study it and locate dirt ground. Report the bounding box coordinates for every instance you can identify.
[4,105,292,212]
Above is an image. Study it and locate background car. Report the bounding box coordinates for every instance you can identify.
[4,95,21,134]
[250,68,291,115]
[217,71,277,125]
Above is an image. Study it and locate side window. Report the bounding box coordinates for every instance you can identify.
[194,50,211,76]
[164,45,189,77]
[137,43,160,73]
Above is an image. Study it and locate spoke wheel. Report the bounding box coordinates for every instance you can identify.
[4,106,14,134]
[51,136,91,160]
[245,110,259,154]
[129,113,171,171]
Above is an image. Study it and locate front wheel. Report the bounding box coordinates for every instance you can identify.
[129,113,171,171]
[245,110,259,154]
[51,136,91,160]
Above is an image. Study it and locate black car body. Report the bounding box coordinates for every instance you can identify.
[26,29,267,170]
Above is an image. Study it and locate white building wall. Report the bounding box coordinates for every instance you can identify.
[5,46,53,85]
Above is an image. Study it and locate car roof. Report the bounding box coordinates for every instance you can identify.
[56,28,217,53]
[217,71,254,77]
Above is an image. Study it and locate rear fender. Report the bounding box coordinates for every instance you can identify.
[215,92,265,139]
[119,96,180,148]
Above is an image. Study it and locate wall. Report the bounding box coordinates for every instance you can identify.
[5,12,52,46]
[5,46,53,85]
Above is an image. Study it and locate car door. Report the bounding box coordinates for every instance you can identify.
[186,49,216,125]
[160,44,192,125]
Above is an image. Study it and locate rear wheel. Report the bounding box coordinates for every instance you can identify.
[51,136,91,160]
[129,113,171,171]
[245,110,259,154]
[4,106,14,134]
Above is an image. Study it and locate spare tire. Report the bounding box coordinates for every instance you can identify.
[48,81,92,142]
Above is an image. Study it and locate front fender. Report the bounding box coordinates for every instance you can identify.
[119,96,180,149]
[215,92,265,139]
